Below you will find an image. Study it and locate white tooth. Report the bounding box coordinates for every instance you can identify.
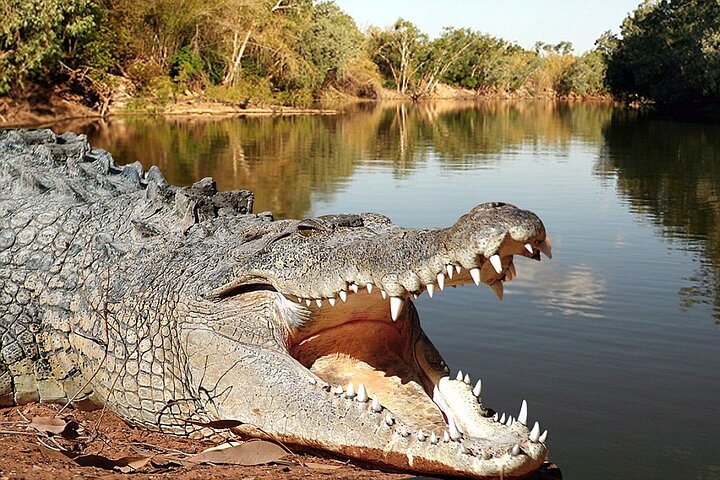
[455,265,461,274]
[390,297,403,321]
[349,283,359,293]
[538,240,552,258]
[305,299,312,306]
[489,281,504,300]
[511,444,521,456]
[436,273,445,290]
[463,373,471,385]
[308,378,317,385]
[328,297,336,307]
[459,444,470,455]
[426,284,434,297]
[524,243,534,254]
[380,289,387,299]
[539,430,548,443]
[448,417,462,440]
[472,379,482,397]
[529,422,540,442]
[356,384,368,402]
[417,430,426,442]
[334,385,343,394]
[315,299,323,307]
[482,451,492,460]
[500,413,506,424]
[385,414,394,426]
[296,297,303,303]
[518,400,528,425]
[440,360,445,367]
[430,432,438,444]
[412,293,419,300]
[506,416,513,426]
[366,283,373,294]
[446,265,454,279]
[339,290,347,302]
[470,268,481,285]
[443,431,450,442]
[489,254,502,274]
[492,413,499,422]
[345,382,356,398]
[455,370,463,381]
[443,365,450,373]
[371,398,382,413]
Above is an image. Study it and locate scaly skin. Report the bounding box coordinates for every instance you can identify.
[0,129,552,479]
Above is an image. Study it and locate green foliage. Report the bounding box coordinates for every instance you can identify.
[559,50,608,95]
[170,45,205,85]
[0,0,99,94]
[606,0,720,107]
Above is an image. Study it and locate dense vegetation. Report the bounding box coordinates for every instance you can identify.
[1,0,717,113]
[604,0,720,110]
[0,0,609,111]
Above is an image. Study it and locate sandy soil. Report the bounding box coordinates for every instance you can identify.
[0,403,411,480]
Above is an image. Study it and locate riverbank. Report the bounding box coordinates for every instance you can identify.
[0,83,614,129]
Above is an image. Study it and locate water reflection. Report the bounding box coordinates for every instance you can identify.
[598,111,720,322]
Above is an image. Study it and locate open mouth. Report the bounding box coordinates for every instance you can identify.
[225,235,551,461]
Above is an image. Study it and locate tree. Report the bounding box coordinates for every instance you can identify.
[0,0,99,94]
[606,0,720,108]
[368,19,427,94]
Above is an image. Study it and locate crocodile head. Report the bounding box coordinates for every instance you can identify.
[196,202,551,479]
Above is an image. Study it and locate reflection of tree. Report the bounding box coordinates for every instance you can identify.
[598,110,720,323]
[69,100,613,220]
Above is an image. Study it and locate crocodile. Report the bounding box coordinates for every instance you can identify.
[0,129,553,479]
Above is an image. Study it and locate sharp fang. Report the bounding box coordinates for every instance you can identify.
[356,383,369,402]
[482,451,492,460]
[518,400,528,425]
[493,413,499,422]
[385,414,394,426]
[500,413,506,424]
[349,283,359,293]
[334,385,343,394]
[506,415,514,426]
[366,283,373,294]
[380,289,387,299]
[448,417,462,440]
[538,240,552,258]
[345,382,356,398]
[296,297,303,303]
[371,398,383,413]
[437,273,445,290]
[446,265,454,279]
[511,444,521,456]
[426,284,434,298]
[489,281,504,300]
[524,243,534,254]
[463,373,471,385]
[308,378,317,385]
[443,431,450,442]
[430,432,438,444]
[443,365,450,373]
[339,290,347,302]
[489,254,502,273]
[390,297,403,321]
[470,268,481,285]
[460,444,470,455]
[315,299,323,307]
[539,430,548,443]
[529,422,541,442]
[305,299,312,306]
[328,297,336,307]
[472,379,482,397]
[455,265,461,274]
[417,430,426,442]
[455,370,463,381]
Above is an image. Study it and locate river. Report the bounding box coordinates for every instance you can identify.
[66,100,719,480]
